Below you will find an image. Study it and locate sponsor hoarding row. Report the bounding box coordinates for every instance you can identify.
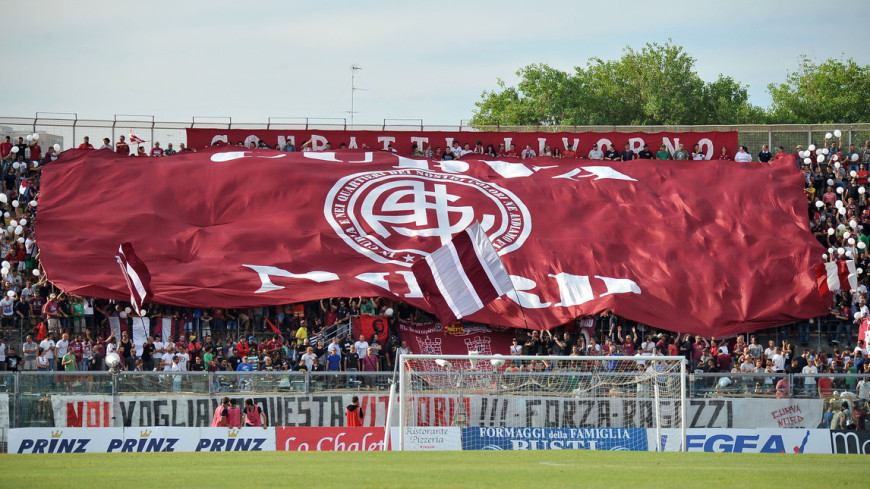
[10,426,869,454]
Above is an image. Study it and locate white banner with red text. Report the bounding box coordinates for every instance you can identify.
[48,394,823,430]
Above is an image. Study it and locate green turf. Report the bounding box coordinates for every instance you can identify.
[0,450,866,489]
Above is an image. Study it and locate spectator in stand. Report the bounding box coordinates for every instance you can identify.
[116,136,130,155]
[673,143,690,160]
[773,146,786,161]
[563,143,576,159]
[603,145,619,161]
[150,142,164,157]
[655,144,670,160]
[361,346,379,388]
[758,145,772,163]
[78,136,94,149]
[164,143,177,156]
[505,143,519,158]
[0,136,12,161]
[734,146,753,163]
[520,144,536,159]
[621,143,636,161]
[99,138,112,150]
[587,143,603,160]
[637,144,653,159]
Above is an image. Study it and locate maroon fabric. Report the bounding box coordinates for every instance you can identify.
[36,147,827,336]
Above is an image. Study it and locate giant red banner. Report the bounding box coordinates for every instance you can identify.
[185,128,738,160]
[36,147,827,337]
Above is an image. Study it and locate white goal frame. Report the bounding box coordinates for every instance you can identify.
[393,354,687,452]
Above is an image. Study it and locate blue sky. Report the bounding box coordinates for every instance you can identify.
[3,0,869,125]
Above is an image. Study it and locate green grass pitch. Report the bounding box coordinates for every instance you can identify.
[1,450,866,489]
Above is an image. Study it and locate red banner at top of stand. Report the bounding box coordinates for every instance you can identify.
[35,146,828,337]
[184,128,738,160]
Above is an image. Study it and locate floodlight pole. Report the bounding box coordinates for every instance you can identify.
[350,65,362,129]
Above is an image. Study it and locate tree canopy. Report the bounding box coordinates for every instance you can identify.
[471,42,867,126]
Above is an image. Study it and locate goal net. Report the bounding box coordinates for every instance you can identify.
[395,354,686,452]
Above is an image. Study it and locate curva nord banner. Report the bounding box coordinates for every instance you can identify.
[36,146,827,336]
[184,128,738,160]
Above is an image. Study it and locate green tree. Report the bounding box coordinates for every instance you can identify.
[472,42,766,126]
[767,56,870,123]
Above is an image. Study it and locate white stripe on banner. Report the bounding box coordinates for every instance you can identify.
[826,262,841,291]
[425,254,463,320]
[131,317,148,356]
[445,240,485,313]
[467,225,513,297]
[161,317,172,342]
[126,263,147,304]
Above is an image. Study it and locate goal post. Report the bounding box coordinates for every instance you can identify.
[394,354,687,452]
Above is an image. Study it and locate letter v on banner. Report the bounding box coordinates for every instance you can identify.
[115,242,152,315]
[813,260,857,296]
[411,222,515,325]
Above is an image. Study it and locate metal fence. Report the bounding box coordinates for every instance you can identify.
[3,115,870,154]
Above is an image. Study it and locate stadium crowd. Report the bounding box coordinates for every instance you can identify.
[1,132,870,414]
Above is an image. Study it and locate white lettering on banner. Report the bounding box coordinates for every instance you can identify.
[445,137,454,148]
[596,276,642,297]
[310,135,328,151]
[410,137,429,152]
[278,135,296,148]
[506,276,552,309]
[395,270,424,298]
[698,138,714,160]
[355,272,391,291]
[243,265,340,293]
[480,161,534,179]
[436,160,470,174]
[596,138,614,152]
[347,137,358,149]
[503,137,512,151]
[210,151,251,162]
[561,137,580,151]
[537,138,547,154]
[628,138,644,153]
[378,136,396,150]
[663,137,679,156]
[244,135,260,148]
[303,152,342,162]
[549,273,594,307]
[209,134,229,145]
[551,166,636,182]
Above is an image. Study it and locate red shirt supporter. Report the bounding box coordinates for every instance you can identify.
[717,351,732,371]
[346,396,364,427]
[29,143,41,162]
[0,139,12,159]
[78,137,94,149]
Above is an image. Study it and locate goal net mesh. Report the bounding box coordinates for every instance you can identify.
[397,354,685,452]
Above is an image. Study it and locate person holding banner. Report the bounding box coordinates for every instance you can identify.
[243,399,267,429]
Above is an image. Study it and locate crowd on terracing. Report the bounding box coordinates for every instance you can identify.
[1,133,870,415]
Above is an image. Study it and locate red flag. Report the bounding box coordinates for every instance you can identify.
[35,147,828,337]
[114,242,152,315]
[356,315,389,344]
[412,222,514,325]
[129,130,147,145]
[265,317,282,337]
[813,260,857,295]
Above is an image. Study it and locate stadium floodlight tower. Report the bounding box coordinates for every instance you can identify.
[394,354,687,452]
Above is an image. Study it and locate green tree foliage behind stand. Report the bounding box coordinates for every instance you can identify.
[472,42,868,127]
